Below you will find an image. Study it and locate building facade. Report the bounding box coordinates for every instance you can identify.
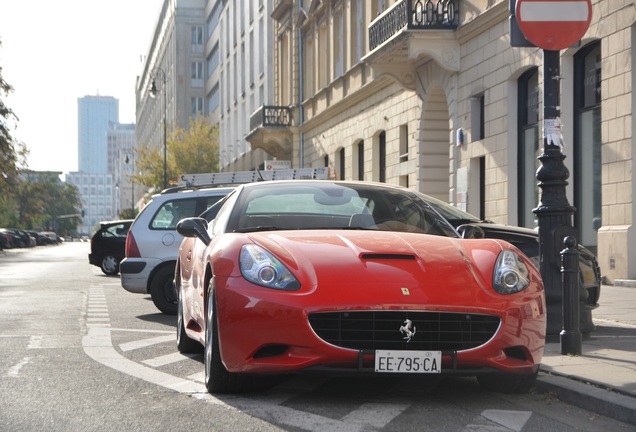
[65,171,115,235]
[73,95,121,234]
[136,0,276,185]
[77,95,119,173]
[213,0,275,171]
[244,0,634,284]
[107,122,136,216]
[135,0,207,187]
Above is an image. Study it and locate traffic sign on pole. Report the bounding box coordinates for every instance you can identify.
[516,0,592,51]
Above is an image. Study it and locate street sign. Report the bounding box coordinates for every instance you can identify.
[516,0,592,50]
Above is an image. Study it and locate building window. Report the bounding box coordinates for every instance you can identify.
[574,41,601,250]
[191,26,204,53]
[207,83,220,113]
[338,148,345,180]
[302,32,314,97]
[191,97,204,117]
[207,2,221,38]
[471,94,485,141]
[352,0,365,65]
[333,5,344,77]
[318,20,328,89]
[399,124,409,162]
[191,62,204,87]
[207,43,219,78]
[357,140,365,181]
[517,67,539,228]
[375,131,386,183]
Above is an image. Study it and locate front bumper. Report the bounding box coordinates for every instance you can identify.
[214,277,546,377]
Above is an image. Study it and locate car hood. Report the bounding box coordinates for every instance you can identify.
[240,230,516,307]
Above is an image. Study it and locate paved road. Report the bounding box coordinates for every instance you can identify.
[1,242,632,431]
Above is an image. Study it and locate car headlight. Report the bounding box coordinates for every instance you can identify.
[239,244,301,290]
[492,250,530,294]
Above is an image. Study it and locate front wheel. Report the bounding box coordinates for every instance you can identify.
[150,266,178,315]
[100,254,120,276]
[204,288,250,394]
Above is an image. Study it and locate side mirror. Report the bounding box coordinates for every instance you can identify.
[176,217,211,246]
[457,224,486,239]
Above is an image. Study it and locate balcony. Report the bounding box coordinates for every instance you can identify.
[364,0,460,90]
[245,105,294,160]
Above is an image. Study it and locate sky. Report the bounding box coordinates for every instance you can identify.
[0,0,163,174]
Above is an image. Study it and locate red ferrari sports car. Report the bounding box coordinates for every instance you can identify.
[175,180,545,394]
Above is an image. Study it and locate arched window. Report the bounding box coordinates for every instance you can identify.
[574,41,601,250]
[517,67,540,228]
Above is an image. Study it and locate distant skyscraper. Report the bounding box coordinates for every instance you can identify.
[78,95,119,173]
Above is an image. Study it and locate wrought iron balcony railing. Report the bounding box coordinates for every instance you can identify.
[369,0,460,51]
[250,105,293,131]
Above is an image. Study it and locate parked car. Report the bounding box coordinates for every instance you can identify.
[416,193,601,334]
[89,220,134,275]
[120,186,235,314]
[0,228,15,249]
[175,180,545,395]
[40,232,62,244]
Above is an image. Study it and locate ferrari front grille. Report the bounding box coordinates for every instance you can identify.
[308,311,500,352]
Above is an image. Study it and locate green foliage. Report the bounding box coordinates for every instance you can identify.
[0,38,28,197]
[135,116,219,191]
[119,207,137,220]
[2,172,82,236]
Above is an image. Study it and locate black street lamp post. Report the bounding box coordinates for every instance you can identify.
[149,68,167,189]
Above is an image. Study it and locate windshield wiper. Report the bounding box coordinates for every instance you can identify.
[234,226,282,233]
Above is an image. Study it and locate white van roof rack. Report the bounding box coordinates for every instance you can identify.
[178,167,332,187]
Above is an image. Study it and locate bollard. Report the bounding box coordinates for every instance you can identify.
[560,236,582,355]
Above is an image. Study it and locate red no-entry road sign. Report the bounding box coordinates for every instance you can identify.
[516,0,592,50]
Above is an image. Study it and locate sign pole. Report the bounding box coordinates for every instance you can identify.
[511,0,592,339]
[532,49,578,338]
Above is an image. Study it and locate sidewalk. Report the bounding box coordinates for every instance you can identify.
[537,284,636,426]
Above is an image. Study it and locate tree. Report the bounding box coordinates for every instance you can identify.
[119,207,136,220]
[135,116,220,191]
[10,173,82,236]
[0,39,28,196]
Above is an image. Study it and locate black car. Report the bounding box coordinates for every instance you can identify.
[417,192,602,334]
[89,220,133,276]
[0,228,15,249]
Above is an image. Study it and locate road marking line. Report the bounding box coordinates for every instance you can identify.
[481,409,532,432]
[81,285,393,431]
[110,328,173,334]
[6,357,30,377]
[340,402,408,428]
[119,335,175,352]
[142,351,200,367]
[187,371,205,383]
[28,336,42,349]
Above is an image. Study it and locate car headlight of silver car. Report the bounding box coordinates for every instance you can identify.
[240,244,301,291]
[492,250,531,294]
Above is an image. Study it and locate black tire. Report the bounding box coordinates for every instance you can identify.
[100,254,120,276]
[177,290,203,353]
[477,370,538,394]
[150,266,178,315]
[204,287,250,394]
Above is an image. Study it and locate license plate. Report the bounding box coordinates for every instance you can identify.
[374,350,441,373]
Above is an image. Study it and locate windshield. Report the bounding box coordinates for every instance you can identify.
[414,192,482,224]
[228,182,458,237]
